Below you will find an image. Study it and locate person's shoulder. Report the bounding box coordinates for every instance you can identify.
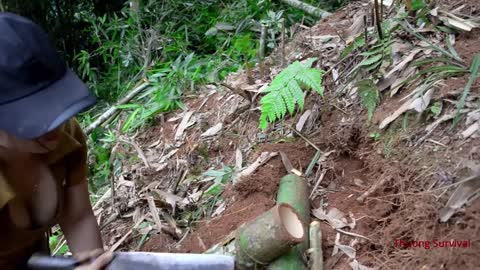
[41,118,86,165]
[62,118,87,146]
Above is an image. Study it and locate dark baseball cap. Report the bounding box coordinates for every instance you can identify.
[0,12,96,139]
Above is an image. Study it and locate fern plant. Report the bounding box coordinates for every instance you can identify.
[259,58,324,129]
[356,79,380,122]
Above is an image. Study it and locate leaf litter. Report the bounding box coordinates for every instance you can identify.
[93,1,480,269]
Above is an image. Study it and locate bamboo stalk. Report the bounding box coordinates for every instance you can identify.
[85,81,150,134]
[309,221,323,270]
[235,204,305,269]
[258,24,267,60]
[267,174,310,270]
[279,0,331,18]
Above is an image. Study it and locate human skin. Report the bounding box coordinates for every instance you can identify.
[0,127,107,269]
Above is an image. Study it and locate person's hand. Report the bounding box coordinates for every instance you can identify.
[74,249,113,270]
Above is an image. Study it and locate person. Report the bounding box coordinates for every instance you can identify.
[0,12,112,269]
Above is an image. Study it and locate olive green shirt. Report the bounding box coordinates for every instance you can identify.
[0,118,88,269]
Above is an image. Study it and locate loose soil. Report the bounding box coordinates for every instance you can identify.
[108,2,480,269]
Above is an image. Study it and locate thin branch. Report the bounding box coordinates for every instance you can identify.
[288,126,321,152]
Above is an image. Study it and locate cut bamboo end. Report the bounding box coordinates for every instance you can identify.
[235,204,305,269]
[279,204,305,240]
[267,174,310,270]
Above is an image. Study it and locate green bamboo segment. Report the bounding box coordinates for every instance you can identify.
[235,203,306,270]
[268,174,310,270]
[309,221,323,270]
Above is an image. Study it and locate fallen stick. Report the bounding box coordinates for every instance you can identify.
[309,221,323,270]
[288,126,321,152]
[110,215,146,252]
[119,137,151,168]
[147,196,163,232]
[92,188,112,211]
[280,0,331,18]
[233,152,278,185]
[335,228,371,242]
[85,81,150,134]
[309,170,327,199]
[357,177,390,203]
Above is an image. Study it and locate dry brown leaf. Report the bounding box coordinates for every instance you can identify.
[380,89,434,129]
[174,111,194,141]
[439,11,479,31]
[462,122,480,139]
[211,201,227,217]
[332,233,356,259]
[344,11,366,44]
[350,260,378,270]
[384,49,421,79]
[296,110,312,132]
[439,172,480,222]
[391,66,416,95]
[235,149,243,170]
[151,189,183,213]
[147,196,163,232]
[200,123,223,137]
[313,207,353,229]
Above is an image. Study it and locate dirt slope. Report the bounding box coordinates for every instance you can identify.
[97,1,480,269]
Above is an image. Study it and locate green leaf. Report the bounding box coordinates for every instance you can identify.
[203,170,226,178]
[358,54,383,67]
[302,57,317,68]
[205,184,222,196]
[122,107,141,132]
[446,35,461,61]
[340,36,365,58]
[453,54,480,127]
[357,79,380,122]
[430,102,442,117]
[411,0,426,11]
[258,58,324,129]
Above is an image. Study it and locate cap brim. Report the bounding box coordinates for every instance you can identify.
[0,69,96,139]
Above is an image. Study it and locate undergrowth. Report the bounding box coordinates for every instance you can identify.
[74,1,328,192]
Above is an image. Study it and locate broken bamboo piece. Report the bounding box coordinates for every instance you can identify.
[235,203,306,270]
[309,221,323,270]
[357,177,389,203]
[85,81,150,134]
[267,174,310,270]
[233,152,278,185]
[280,0,331,18]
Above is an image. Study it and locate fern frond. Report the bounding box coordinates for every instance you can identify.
[297,68,323,95]
[288,80,305,110]
[258,58,325,130]
[356,79,380,122]
[273,93,287,118]
[280,86,296,114]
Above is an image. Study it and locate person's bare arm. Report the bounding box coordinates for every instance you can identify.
[58,180,103,255]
